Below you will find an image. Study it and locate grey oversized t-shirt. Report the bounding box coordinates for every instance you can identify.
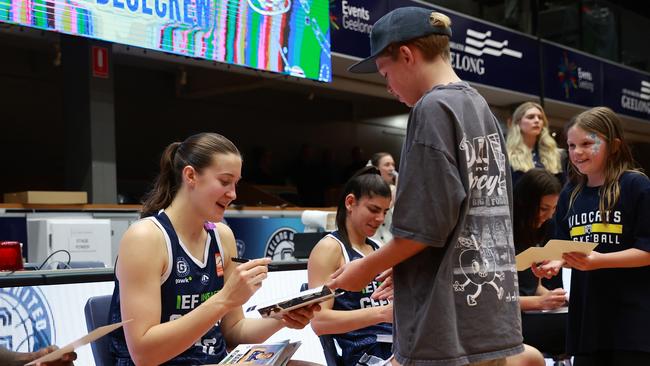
[391,82,523,365]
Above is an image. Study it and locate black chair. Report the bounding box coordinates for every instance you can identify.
[84,295,115,366]
[319,334,344,366]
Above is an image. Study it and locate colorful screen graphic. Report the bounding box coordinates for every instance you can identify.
[0,0,331,81]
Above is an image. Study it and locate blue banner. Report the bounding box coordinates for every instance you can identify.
[224,217,305,260]
[331,0,541,96]
[542,41,602,107]
[329,0,649,122]
[602,62,650,121]
[390,0,540,96]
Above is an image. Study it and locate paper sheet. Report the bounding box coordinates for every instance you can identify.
[515,239,598,271]
[25,319,132,365]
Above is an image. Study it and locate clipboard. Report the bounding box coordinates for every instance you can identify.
[25,319,132,365]
[245,286,343,319]
[515,239,598,271]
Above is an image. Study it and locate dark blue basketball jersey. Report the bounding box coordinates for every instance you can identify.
[329,231,393,365]
[109,211,228,365]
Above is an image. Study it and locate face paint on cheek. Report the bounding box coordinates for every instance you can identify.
[590,133,602,154]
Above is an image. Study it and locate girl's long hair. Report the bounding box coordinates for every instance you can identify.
[566,107,642,221]
[507,102,563,174]
[141,133,240,218]
[335,166,391,248]
[512,169,561,253]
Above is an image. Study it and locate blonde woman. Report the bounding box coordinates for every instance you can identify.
[507,102,564,185]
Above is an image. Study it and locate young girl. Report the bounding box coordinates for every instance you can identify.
[545,107,650,365]
[308,166,393,365]
[108,133,317,365]
[507,102,564,186]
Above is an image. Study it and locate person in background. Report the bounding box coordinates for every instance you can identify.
[370,152,397,186]
[368,152,397,245]
[309,166,393,365]
[109,133,318,365]
[506,102,564,186]
[536,107,650,366]
[0,345,76,366]
[512,169,567,362]
[329,7,524,365]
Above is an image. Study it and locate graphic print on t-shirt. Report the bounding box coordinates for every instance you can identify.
[568,209,622,244]
[453,133,517,307]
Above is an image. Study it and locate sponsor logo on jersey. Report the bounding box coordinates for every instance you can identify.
[215,253,224,277]
[175,276,192,284]
[176,257,190,278]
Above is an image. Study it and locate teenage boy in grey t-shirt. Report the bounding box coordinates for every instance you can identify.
[328,7,524,366]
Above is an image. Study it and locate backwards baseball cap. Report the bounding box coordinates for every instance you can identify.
[348,7,452,74]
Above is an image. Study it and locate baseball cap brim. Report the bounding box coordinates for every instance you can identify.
[348,52,383,74]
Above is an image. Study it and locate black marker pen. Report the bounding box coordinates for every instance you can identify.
[231,257,281,271]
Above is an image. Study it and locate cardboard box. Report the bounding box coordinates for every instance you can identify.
[3,191,88,204]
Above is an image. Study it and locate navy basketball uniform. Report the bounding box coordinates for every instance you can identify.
[109,211,228,365]
[329,231,392,365]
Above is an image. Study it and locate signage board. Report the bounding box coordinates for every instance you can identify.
[542,41,602,107]
[603,61,650,120]
[0,0,332,81]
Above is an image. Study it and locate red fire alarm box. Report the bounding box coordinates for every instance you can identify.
[92,46,109,78]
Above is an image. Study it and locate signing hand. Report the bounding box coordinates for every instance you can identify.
[531,260,563,279]
[221,258,271,307]
[537,288,567,310]
[563,251,603,271]
[281,304,320,329]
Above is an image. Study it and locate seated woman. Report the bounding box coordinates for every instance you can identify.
[308,166,393,365]
[108,133,317,366]
[512,169,568,360]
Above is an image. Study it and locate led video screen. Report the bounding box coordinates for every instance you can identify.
[0,0,331,81]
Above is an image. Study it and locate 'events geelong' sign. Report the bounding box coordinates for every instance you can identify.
[542,41,602,107]
[0,0,332,81]
[329,0,388,59]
